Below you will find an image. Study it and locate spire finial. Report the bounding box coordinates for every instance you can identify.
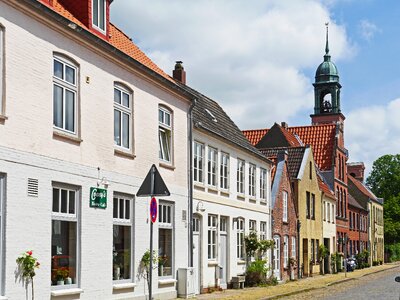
[325,22,329,55]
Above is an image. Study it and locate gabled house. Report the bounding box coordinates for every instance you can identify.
[0,1,194,299]
[172,68,273,293]
[347,163,384,264]
[347,192,369,257]
[269,150,298,281]
[258,143,322,277]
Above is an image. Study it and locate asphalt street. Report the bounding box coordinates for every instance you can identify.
[285,266,400,300]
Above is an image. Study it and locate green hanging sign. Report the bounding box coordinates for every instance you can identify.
[90,187,107,209]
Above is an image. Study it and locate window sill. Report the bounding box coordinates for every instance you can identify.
[159,162,175,170]
[53,130,82,144]
[207,186,218,193]
[237,260,246,265]
[158,278,177,285]
[51,288,83,297]
[208,261,219,266]
[113,282,136,290]
[249,197,257,203]
[260,200,267,205]
[0,296,8,300]
[114,149,136,159]
[237,194,245,201]
[220,190,230,197]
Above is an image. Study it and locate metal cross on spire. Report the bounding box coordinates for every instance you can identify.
[325,22,330,55]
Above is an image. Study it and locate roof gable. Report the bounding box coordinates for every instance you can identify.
[260,147,306,179]
[256,123,302,148]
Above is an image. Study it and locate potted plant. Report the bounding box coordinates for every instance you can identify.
[56,267,69,285]
[158,254,168,276]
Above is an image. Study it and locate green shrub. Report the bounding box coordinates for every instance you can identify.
[386,243,400,262]
[245,259,268,287]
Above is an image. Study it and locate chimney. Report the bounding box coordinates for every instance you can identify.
[281,122,288,129]
[347,162,365,182]
[173,61,186,84]
[277,150,288,163]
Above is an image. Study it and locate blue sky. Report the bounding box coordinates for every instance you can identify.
[111,0,400,175]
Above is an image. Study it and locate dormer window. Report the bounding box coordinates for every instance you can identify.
[92,0,106,33]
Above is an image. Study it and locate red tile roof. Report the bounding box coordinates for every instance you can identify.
[243,124,336,171]
[318,176,335,200]
[39,0,172,81]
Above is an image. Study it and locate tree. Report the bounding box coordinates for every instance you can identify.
[366,154,400,244]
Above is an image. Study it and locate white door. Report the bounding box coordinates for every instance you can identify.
[219,217,228,289]
[193,216,201,294]
[273,235,280,280]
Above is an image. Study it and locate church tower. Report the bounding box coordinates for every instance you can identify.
[311,23,345,125]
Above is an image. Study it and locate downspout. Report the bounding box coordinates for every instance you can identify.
[188,99,197,267]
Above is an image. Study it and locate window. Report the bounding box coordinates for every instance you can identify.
[0,25,4,116]
[51,185,79,286]
[207,147,218,187]
[283,236,289,268]
[92,0,106,32]
[220,216,227,232]
[310,239,314,264]
[158,202,173,277]
[309,161,312,179]
[193,216,200,233]
[236,218,245,259]
[260,168,267,201]
[306,191,310,219]
[53,55,78,134]
[159,107,172,163]
[249,220,256,232]
[220,153,229,190]
[349,213,352,230]
[316,239,319,263]
[327,203,330,222]
[0,175,4,294]
[311,193,315,219]
[114,84,132,150]
[207,215,217,260]
[249,164,256,197]
[113,195,133,281]
[193,142,204,183]
[260,222,267,240]
[332,204,335,224]
[291,236,296,259]
[283,191,288,222]
[237,159,245,195]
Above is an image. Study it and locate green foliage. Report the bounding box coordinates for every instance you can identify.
[385,243,400,262]
[318,244,329,263]
[16,250,40,280]
[245,259,268,286]
[244,231,274,259]
[366,154,400,244]
[331,252,342,272]
[355,250,370,269]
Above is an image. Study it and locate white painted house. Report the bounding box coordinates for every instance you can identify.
[0,0,194,299]
[170,79,273,293]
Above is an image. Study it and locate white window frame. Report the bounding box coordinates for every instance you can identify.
[0,175,5,295]
[207,215,218,260]
[158,201,174,278]
[291,236,296,259]
[0,25,4,117]
[114,84,133,151]
[193,142,204,184]
[53,55,78,134]
[283,190,288,222]
[260,168,267,201]
[207,146,218,187]
[113,194,134,282]
[249,164,256,198]
[283,235,289,268]
[260,221,267,240]
[159,107,173,163]
[237,159,245,195]
[51,184,80,290]
[236,218,245,260]
[92,0,106,33]
[220,152,229,190]
[249,220,256,232]
[327,202,330,222]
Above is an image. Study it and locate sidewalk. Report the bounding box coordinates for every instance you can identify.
[192,262,400,300]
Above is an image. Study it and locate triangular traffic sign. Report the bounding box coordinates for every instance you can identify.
[136,164,170,197]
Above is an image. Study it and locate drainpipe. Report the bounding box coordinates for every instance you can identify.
[188,99,197,267]
[297,220,301,278]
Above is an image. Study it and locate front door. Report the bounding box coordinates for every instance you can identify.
[219,217,228,289]
[193,216,201,294]
[273,235,280,280]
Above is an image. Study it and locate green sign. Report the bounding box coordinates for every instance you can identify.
[90,187,107,209]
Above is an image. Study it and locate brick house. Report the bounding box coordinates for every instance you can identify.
[347,193,368,257]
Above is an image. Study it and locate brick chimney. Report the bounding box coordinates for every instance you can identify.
[347,162,365,182]
[281,122,288,129]
[277,150,288,163]
[173,61,186,84]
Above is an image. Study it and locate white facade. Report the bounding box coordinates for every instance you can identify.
[192,130,272,292]
[322,195,336,273]
[0,1,191,299]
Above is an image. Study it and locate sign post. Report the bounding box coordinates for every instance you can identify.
[137,164,170,300]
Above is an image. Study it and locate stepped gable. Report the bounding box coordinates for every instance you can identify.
[260,147,306,179]
[38,0,171,81]
[243,123,336,171]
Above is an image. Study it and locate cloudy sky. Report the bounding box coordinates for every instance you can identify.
[110,0,400,176]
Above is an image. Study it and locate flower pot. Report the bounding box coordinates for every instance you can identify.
[65,277,72,285]
[159,265,164,276]
[113,267,120,280]
[290,269,295,280]
[57,280,64,285]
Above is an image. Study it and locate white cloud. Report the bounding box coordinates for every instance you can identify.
[359,19,381,41]
[346,98,400,176]
[111,0,355,129]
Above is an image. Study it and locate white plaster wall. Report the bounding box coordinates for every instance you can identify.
[193,130,272,290]
[323,197,336,254]
[0,2,190,299]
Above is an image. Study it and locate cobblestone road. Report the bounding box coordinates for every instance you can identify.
[284,266,400,300]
